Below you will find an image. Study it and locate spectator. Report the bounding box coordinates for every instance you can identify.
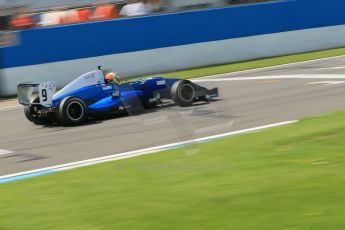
[10,8,35,29]
[39,8,65,27]
[91,3,119,21]
[63,8,80,24]
[119,0,152,17]
[76,7,90,22]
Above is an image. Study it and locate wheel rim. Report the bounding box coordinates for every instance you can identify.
[179,84,195,102]
[66,101,84,121]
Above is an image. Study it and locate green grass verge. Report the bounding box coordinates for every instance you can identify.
[145,47,345,79]
[1,111,345,229]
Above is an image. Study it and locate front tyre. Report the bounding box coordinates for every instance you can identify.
[56,97,87,125]
[171,80,196,107]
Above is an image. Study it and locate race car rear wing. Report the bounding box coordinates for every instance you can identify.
[17,82,56,107]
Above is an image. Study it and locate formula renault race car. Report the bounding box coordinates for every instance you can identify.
[17,68,218,126]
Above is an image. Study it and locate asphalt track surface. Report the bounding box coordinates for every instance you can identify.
[1,56,345,176]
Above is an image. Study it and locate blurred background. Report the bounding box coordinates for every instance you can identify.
[1,0,343,98]
[0,0,270,32]
[0,0,277,97]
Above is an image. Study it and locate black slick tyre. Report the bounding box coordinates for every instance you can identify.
[24,105,49,125]
[56,97,87,125]
[24,106,34,122]
[171,80,196,107]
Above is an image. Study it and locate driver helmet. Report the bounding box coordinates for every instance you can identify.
[105,72,120,84]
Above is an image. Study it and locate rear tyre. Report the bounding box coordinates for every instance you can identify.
[171,80,196,107]
[56,97,87,125]
[24,106,34,122]
[24,106,49,125]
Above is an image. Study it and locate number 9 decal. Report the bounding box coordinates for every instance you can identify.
[38,82,56,107]
[41,89,47,102]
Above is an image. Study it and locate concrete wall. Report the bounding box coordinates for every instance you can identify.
[1,0,345,96]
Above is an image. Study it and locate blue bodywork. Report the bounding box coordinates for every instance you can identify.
[18,69,218,125]
[52,77,178,114]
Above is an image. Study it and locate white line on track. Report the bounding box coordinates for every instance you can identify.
[0,120,297,181]
[193,54,345,80]
[317,66,345,71]
[192,74,345,83]
[0,149,14,156]
[306,81,345,86]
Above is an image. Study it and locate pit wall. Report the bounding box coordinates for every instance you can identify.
[1,0,345,96]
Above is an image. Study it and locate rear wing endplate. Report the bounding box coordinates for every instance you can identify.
[17,82,56,107]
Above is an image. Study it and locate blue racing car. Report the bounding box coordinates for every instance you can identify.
[17,67,219,125]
